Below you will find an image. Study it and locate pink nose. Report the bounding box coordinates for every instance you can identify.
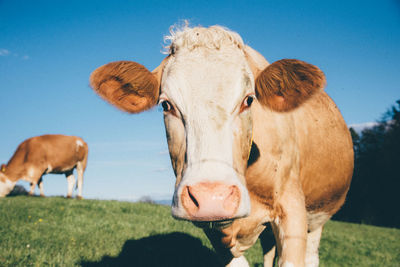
[181,182,240,221]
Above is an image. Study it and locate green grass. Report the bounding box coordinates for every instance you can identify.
[0,196,399,266]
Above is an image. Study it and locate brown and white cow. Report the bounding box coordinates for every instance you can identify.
[89,25,353,267]
[0,134,88,199]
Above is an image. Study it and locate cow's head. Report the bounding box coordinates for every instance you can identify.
[0,165,15,197]
[90,25,325,223]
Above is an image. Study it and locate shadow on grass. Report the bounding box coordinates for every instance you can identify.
[80,232,222,267]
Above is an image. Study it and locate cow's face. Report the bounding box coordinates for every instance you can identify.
[0,172,15,197]
[90,26,325,223]
[160,46,255,221]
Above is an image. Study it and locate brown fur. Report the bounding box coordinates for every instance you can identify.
[215,92,353,263]
[5,135,88,179]
[3,135,88,197]
[89,30,352,265]
[255,59,326,112]
[90,61,159,113]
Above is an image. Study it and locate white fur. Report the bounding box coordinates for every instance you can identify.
[164,24,244,54]
[305,226,323,267]
[76,161,84,198]
[281,261,295,267]
[226,256,250,267]
[76,140,83,147]
[0,174,16,197]
[66,173,75,197]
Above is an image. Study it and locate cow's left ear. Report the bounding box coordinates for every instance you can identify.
[255,59,326,112]
[90,57,168,114]
[1,164,6,172]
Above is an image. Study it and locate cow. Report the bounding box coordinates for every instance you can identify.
[0,134,88,199]
[89,25,353,267]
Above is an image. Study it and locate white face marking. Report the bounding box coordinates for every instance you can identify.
[162,49,254,219]
[0,173,16,197]
[76,140,84,147]
[162,50,254,170]
[161,26,259,220]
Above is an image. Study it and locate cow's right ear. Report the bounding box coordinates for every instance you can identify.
[254,59,326,112]
[90,61,162,113]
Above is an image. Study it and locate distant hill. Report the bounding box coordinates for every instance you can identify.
[155,199,171,205]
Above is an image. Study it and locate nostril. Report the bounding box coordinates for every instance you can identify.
[187,186,199,208]
[228,186,235,196]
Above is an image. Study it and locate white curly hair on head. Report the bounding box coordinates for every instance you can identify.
[163,20,244,55]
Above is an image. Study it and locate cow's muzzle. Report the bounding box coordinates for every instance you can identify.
[180,182,240,221]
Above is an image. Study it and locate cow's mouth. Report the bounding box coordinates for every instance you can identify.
[192,219,234,229]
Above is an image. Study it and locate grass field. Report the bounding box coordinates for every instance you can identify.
[0,196,399,267]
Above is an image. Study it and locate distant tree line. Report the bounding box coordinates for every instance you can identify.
[334,100,400,228]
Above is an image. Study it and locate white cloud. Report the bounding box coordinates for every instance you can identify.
[154,167,169,173]
[349,122,378,133]
[91,140,164,151]
[90,159,160,167]
[0,48,29,60]
[0,49,10,56]
[158,150,169,155]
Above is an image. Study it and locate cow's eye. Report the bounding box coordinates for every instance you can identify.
[241,95,255,112]
[245,95,254,107]
[160,100,173,112]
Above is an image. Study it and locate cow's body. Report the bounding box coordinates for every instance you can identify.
[90,25,353,267]
[206,91,353,266]
[0,134,88,198]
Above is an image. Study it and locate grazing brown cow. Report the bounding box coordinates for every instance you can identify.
[90,25,353,267]
[0,134,88,199]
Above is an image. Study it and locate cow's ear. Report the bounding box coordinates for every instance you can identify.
[255,59,326,112]
[0,164,6,172]
[90,61,160,113]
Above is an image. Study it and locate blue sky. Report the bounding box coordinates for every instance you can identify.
[0,0,399,201]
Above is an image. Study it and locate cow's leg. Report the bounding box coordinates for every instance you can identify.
[271,190,307,267]
[76,162,84,199]
[27,168,43,196]
[29,182,36,196]
[259,224,276,267]
[226,256,250,267]
[305,226,323,267]
[65,170,75,198]
[38,177,45,197]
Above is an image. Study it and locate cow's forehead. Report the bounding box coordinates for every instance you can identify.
[161,50,254,116]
